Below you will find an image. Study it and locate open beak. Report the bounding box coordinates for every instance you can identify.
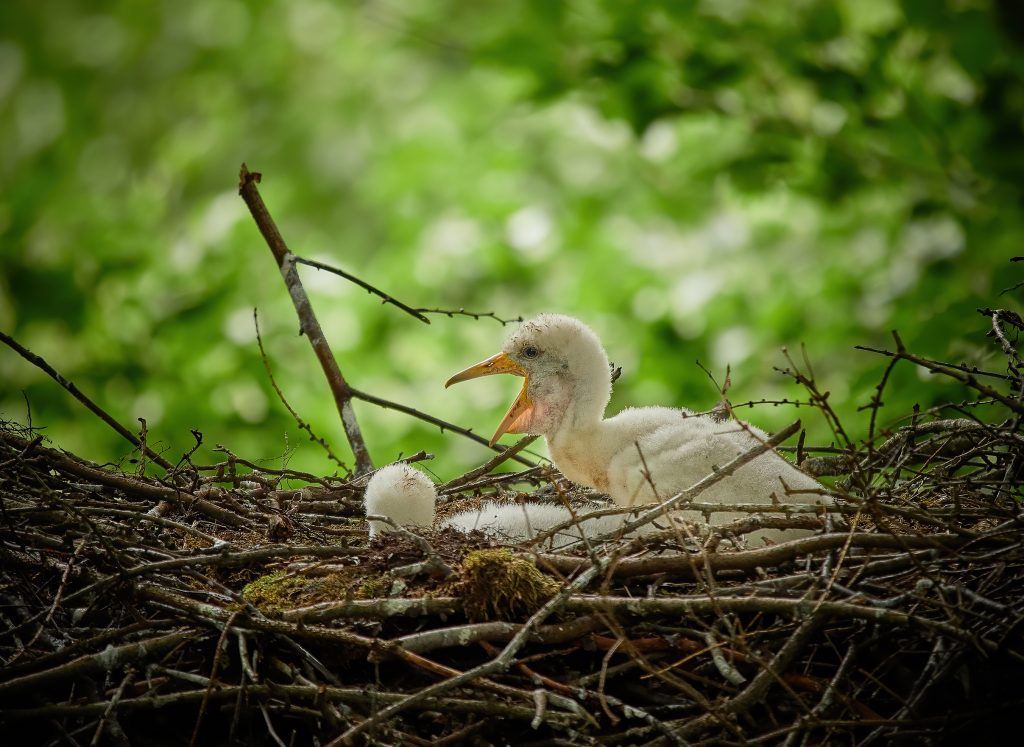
[445,352,534,446]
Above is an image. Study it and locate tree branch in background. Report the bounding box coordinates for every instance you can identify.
[293,259,525,327]
[238,164,373,474]
[414,307,524,325]
[293,257,431,324]
[0,330,175,472]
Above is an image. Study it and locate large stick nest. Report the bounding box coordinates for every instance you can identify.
[2,314,1024,746]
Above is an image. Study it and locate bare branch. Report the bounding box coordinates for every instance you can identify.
[349,385,537,467]
[0,329,175,471]
[238,164,373,473]
[414,307,523,325]
[292,256,431,324]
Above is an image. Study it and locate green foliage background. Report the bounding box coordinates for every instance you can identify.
[1,0,1022,480]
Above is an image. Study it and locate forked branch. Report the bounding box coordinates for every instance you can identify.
[238,164,373,473]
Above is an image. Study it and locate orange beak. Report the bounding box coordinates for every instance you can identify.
[445,352,535,446]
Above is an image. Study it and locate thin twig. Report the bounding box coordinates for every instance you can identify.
[293,256,431,323]
[253,308,351,474]
[856,332,1024,414]
[0,330,175,471]
[349,386,536,467]
[414,307,523,325]
[440,436,538,492]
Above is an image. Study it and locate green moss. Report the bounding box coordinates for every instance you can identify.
[241,568,387,614]
[240,571,309,613]
[356,575,395,599]
[239,557,415,610]
[456,548,561,622]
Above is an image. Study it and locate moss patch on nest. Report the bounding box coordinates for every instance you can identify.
[240,568,390,614]
[456,548,561,621]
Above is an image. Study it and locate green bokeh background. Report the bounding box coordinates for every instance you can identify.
[1,0,1022,481]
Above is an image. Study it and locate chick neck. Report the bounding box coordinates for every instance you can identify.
[540,342,615,485]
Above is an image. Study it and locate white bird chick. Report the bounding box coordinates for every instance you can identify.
[364,464,435,538]
[364,463,659,548]
[445,314,827,541]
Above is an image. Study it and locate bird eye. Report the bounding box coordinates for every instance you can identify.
[522,346,540,359]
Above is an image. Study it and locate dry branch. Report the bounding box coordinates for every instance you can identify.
[238,164,373,473]
[293,256,431,324]
[0,330,174,471]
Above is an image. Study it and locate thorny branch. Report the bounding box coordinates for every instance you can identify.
[414,307,524,325]
[290,260,523,328]
[292,255,432,324]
